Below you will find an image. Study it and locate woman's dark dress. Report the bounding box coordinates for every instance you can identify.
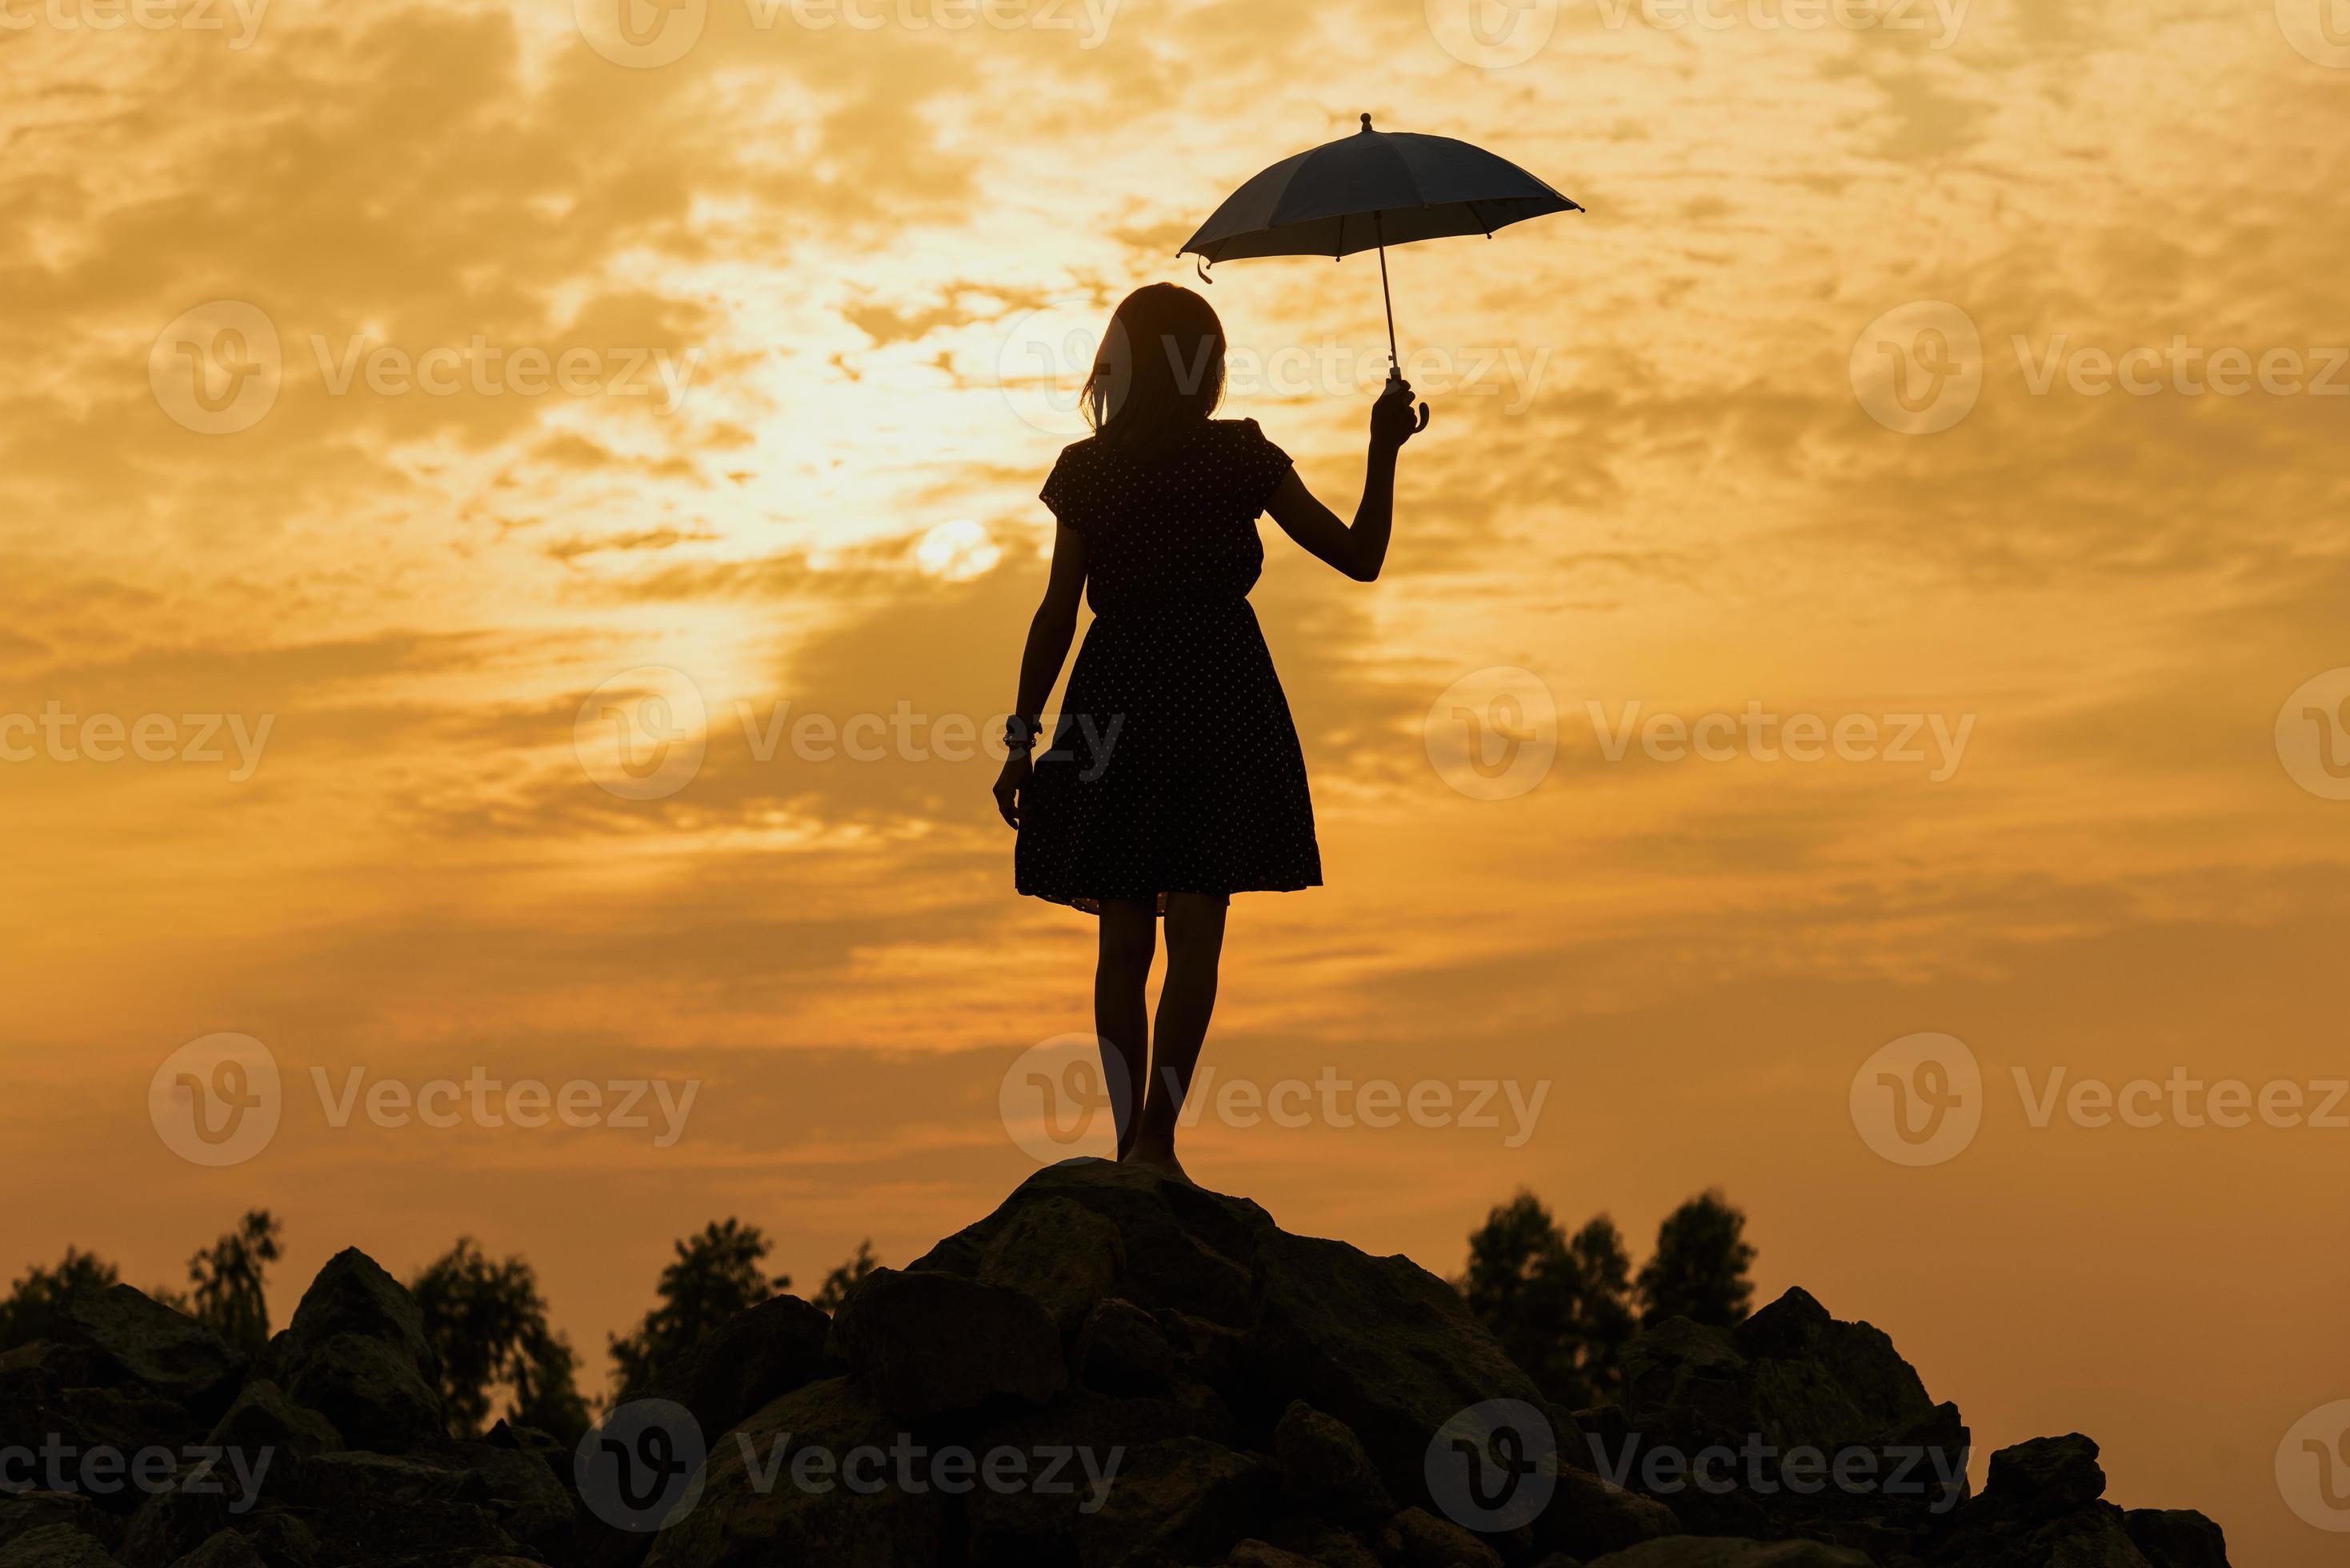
[1016,418,1323,914]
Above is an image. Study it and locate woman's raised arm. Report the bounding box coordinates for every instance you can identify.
[1265,378,1428,582]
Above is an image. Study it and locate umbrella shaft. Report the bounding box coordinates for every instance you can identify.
[1374,211,1399,378]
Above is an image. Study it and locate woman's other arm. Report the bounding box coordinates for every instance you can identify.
[993,523,1088,828]
[1265,378,1429,583]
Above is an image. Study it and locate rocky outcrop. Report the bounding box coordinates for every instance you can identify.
[0,1161,2233,1568]
[270,1250,446,1458]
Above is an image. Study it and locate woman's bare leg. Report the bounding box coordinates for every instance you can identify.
[1095,899,1155,1161]
[1131,893,1227,1174]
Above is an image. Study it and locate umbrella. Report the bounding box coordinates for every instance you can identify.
[1179,114,1582,384]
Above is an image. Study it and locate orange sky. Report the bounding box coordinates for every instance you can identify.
[5,1,2348,1561]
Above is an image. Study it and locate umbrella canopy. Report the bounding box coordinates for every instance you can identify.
[1179,114,1581,266]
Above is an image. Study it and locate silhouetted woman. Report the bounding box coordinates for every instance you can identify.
[992,282,1427,1179]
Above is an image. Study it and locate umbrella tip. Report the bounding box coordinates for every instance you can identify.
[1360,112,1372,133]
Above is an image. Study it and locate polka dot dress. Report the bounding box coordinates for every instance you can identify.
[1016,418,1323,916]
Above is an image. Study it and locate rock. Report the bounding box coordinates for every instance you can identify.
[1604,1289,1968,1542]
[163,1530,268,1568]
[281,1334,442,1460]
[205,1380,341,1470]
[963,1383,1232,1559]
[1227,1541,1325,1568]
[0,1524,120,1568]
[0,1495,114,1554]
[640,1376,950,1568]
[1587,1539,1876,1567]
[1070,1435,1275,1567]
[1255,1521,1387,1568]
[827,1266,1066,1422]
[1,1171,2238,1568]
[59,1287,243,1420]
[1920,1434,2181,1568]
[2123,1509,2228,1568]
[274,1449,526,1564]
[1382,1505,1505,1568]
[1984,1434,2106,1519]
[1249,1228,1550,1511]
[911,1160,1274,1328]
[0,1376,202,1519]
[1273,1402,1391,1526]
[977,1197,1127,1335]
[433,1439,577,1560]
[1074,1298,1175,1395]
[646,1291,833,1445]
[1539,1466,1679,1562]
[276,1251,443,1454]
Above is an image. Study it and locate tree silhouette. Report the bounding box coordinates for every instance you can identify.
[608,1218,784,1398]
[1635,1189,1756,1328]
[185,1210,280,1358]
[1461,1187,1759,1405]
[410,1239,590,1446]
[811,1239,879,1314]
[0,1247,119,1350]
[1457,1192,1636,1407]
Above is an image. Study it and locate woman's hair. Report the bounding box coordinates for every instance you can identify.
[1082,283,1225,458]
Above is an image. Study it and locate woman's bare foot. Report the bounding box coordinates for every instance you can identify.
[1125,1142,1191,1183]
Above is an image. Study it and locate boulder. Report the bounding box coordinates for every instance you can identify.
[1602,1288,1969,1542]
[976,1197,1126,1335]
[646,1292,833,1444]
[1251,1522,1387,1568]
[205,1379,341,1471]
[275,1251,443,1454]
[827,1267,1065,1422]
[1067,1435,1275,1568]
[1383,1505,1507,1568]
[1587,1538,1876,1567]
[1539,1466,1679,1562]
[0,1497,113,1556]
[1227,1541,1326,1568]
[1920,1434,2174,1568]
[0,1376,202,1516]
[2122,1509,2228,1568]
[1073,1298,1175,1395]
[911,1161,1273,1328]
[1984,1434,2106,1520]
[1273,1401,1391,1526]
[56,1287,242,1418]
[0,1525,120,1568]
[639,1376,950,1568]
[1248,1227,1551,1510]
[162,1531,268,1568]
